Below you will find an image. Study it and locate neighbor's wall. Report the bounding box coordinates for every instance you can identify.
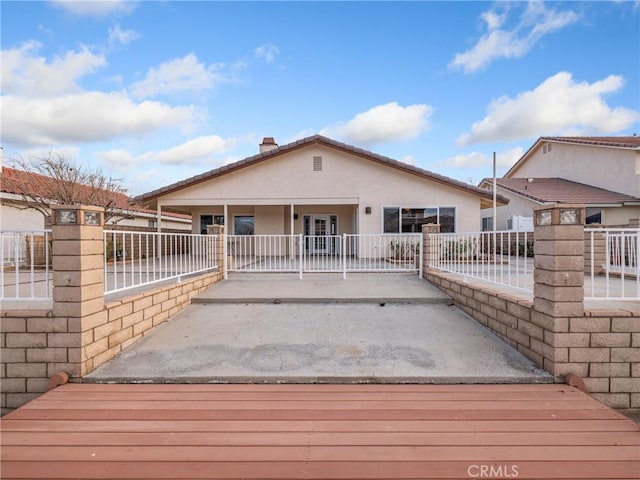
[480,189,539,231]
[0,202,46,230]
[511,142,639,198]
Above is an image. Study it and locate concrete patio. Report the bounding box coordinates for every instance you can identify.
[87,274,550,384]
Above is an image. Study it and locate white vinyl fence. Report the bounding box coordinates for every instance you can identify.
[227,234,423,278]
[0,230,52,300]
[104,230,219,294]
[428,230,534,292]
[585,228,639,300]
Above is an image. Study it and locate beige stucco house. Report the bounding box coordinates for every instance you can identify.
[480,136,640,230]
[135,135,505,239]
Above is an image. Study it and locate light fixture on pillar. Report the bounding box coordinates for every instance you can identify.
[84,211,102,225]
[560,208,581,225]
[365,207,372,215]
[535,210,552,226]
[535,204,584,226]
[55,209,78,225]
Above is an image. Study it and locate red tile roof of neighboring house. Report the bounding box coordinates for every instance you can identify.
[133,134,508,208]
[1,167,191,221]
[480,177,640,205]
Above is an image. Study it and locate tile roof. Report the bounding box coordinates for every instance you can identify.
[482,177,640,205]
[540,136,640,149]
[133,134,506,205]
[1,167,191,221]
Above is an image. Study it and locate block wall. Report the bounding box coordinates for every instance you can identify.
[424,269,640,412]
[1,269,223,416]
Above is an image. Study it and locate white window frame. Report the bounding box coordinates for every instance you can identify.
[381,205,458,233]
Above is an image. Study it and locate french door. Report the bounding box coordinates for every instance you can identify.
[303,215,338,254]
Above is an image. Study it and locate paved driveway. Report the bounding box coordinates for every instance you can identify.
[87,274,550,383]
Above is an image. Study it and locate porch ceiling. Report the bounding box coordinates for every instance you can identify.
[158,198,360,208]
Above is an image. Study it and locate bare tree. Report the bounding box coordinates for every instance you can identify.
[4,152,128,224]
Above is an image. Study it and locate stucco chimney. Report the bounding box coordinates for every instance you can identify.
[259,137,278,153]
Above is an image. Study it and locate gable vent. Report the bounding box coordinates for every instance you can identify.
[313,156,323,171]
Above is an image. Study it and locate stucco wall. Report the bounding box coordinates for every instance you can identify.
[511,142,639,198]
[1,203,46,230]
[481,190,539,231]
[159,145,483,233]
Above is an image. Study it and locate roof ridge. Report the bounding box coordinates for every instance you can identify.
[133,134,502,204]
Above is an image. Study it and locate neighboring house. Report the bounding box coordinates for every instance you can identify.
[134,135,506,239]
[480,136,640,230]
[0,165,192,231]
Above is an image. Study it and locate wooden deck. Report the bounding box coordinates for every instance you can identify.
[1,383,638,479]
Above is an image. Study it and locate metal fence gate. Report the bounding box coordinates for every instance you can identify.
[226,234,423,278]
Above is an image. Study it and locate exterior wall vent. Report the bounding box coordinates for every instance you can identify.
[313,156,323,171]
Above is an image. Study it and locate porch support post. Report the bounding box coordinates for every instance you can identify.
[342,234,347,279]
[298,233,303,279]
[223,204,228,279]
[156,204,162,233]
[290,204,295,260]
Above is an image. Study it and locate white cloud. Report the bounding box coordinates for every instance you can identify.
[255,43,280,63]
[1,93,200,146]
[108,25,140,48]
[129,54,229,98]
[98,149,145,169]
[322,102,434,145]
[50,0,137,17]
[457,72,640,145]
[155,135,238,165]
[99,135,239,170]
[450,1,579,73]
[1,41,106,97]
[440,147,524,169]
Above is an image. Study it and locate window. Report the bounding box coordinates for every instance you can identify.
[200,215,213,234]
[383,207,456,233]
[200,214,225,234]
[148,220,158,229]
[585,208,602,224]
[482,217,493,232]
[234,215,254,235]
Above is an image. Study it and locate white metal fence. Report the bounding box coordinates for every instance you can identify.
[104,230,219,294]
[227,234,423,278]
[585,228,639,300]
[428,230,534,292]
[0,230,52,300]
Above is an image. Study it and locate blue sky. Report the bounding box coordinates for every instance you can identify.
[1,1,639,196]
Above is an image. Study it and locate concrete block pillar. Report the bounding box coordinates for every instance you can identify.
[422,224,440,274]
[51,205,107,376]
[206,224,225,276]
[532,204,586,375]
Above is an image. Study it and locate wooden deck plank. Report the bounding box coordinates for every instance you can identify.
[3,418,636,432]
[25,399,603,410]
[2,461,639,479]
[3,444,639,462]
[4,431,639,446]
[54,383,568,392]
[6,407,623,421]
[1,383,638,480]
